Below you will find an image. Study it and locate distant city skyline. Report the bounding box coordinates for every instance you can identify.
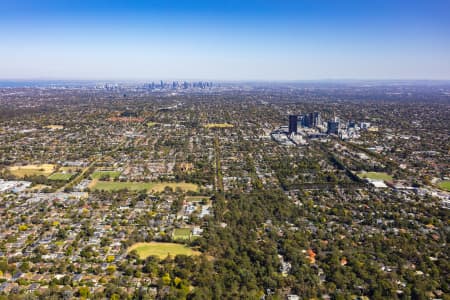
[1,0,450,80]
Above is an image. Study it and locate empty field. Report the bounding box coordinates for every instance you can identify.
[8,164,56,178]
[48,172,74,181]
[358,172,393,181]
[90,170,121,179]
[89,180,199,192]
[127,242,200,259]
[438,181,450,191]
[60,166,82,173]
[203,123,234,129]
[173,228,192,240]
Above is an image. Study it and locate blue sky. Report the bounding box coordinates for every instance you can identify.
[1,0,449,80]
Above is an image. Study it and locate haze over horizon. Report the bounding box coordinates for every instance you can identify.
[1,0,450,81]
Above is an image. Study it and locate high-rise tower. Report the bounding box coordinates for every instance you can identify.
[289,115,298,134]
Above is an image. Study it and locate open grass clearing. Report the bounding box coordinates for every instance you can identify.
[173,228,192,240]
[89,180,199,192]
[60,166,82,173]
[8,164,56,178]
[90,170,122,179]
[48,172,74,181]
[438,180,450,191]
[358,172,393,181]
[90,181,154,192]
[127,242,200,259]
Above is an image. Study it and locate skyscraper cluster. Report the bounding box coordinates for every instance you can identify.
[299,112,321,128]
[146,81,213,90]
[287,112,351,137]
[289,112,323,134]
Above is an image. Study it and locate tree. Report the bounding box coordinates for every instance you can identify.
[106,265,117,275]
[78,286,90,298]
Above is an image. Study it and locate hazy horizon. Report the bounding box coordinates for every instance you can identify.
[1,0,450,80]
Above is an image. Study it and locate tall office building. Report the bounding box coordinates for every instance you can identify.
[289,115,298,134]
[327,119,340,135]
[313,112,321,127]
[297,115,304,128]
[300,112,321,128]
[301,115,309,127]
[307,112,321,128]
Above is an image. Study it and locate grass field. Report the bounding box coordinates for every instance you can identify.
[90,170,121,179]
[59,166,81,173]
[438,180,450,191]
[127,242,200,259]
[203,123,234,129]
[89,180,199,192]
[8,164,56,178]
[48,172,74,181]
[173,228,192,240]
[358,172,393,181]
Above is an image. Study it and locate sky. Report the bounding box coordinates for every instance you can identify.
[0,0,450,81]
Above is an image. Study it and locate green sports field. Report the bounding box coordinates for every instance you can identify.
[90,170,122,179]
[438,180,450,191]
[89,181,154,192]
[48,172,74,181]
[127,242,200,259]
[173,228,192,240]
[358,172,393,181]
